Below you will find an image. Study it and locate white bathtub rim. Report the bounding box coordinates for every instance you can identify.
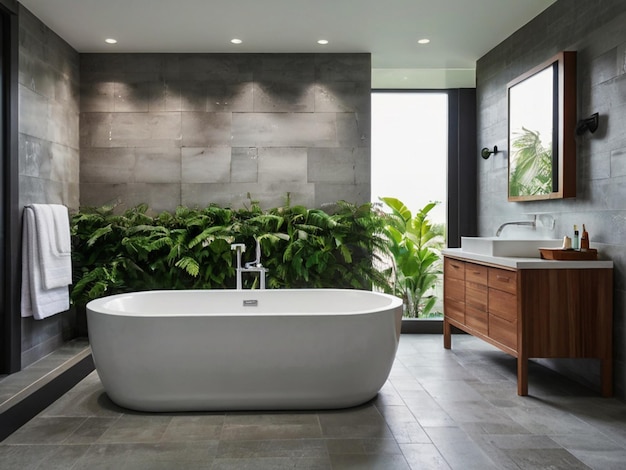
[86,288,403,317]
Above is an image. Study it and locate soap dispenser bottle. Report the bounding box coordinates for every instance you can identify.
[572,225,579,250]
[580,224,589,251]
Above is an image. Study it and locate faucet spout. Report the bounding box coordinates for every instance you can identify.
[231,239,267,289]
[496,215,537,237]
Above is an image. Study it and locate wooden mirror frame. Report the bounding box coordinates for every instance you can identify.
[507,51,577,201]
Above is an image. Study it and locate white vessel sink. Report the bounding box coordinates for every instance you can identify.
[461,237,562,258]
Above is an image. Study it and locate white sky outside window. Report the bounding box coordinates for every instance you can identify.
[371,92,448,224]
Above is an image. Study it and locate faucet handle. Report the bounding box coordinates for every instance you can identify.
[536,214,555,230]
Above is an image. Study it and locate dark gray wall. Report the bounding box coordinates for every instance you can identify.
[18,6,80,367]
[79,53,371,212]
[477,0,626,398]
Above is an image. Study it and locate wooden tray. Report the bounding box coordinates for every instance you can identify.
[539,248,598,260]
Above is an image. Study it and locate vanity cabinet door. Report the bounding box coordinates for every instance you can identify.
[488,268,517,295]
[488,267,518,350]
[444,258,465,324]
[488,314,517,350]
[465,263,488,334]
[445,258,465,281]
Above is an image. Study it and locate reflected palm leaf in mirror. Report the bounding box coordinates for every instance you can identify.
[509,127,552,197]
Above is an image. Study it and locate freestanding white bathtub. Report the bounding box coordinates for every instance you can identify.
[86,289,403,412]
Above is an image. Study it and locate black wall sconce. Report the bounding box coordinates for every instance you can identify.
[481,146,499,159]
[575,112,599,135]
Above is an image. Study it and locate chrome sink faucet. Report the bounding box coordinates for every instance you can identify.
[495,215,537,237]
[495,214,555,237]
[230,240,267,290]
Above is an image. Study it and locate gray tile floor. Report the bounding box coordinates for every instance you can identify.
[0,339,90,413]
[2,334,626,469]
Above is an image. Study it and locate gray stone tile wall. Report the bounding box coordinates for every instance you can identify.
[79,53,371,212]
[476,0,626,399]
[18,5,80,367]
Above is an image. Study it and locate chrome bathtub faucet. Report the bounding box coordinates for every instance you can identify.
[230,240,267,290]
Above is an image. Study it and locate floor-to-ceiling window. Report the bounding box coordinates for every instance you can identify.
[371,91,448,320]
[371,92,448,223]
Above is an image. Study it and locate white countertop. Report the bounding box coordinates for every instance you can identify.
[442,248,614,269]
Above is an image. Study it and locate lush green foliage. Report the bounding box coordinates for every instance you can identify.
[70,200,391,306]
[509,127,553,197]
[379,197,444,318]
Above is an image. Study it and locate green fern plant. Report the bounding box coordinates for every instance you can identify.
[70,199,392,307]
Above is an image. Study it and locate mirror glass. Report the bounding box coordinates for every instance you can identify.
[507,51,576,201]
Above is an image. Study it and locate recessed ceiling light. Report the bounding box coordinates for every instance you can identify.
[317,39,329,45]
[231,38,243,44]
[104,38,117,44]
[417,38,430,45]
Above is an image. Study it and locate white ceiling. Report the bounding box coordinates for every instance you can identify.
[19,0,556,87]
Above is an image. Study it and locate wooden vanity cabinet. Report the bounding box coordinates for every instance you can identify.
[443,255,613,397]
[464,263,488,335]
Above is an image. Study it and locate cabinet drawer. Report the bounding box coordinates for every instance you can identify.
[466,281,487,311]
[466,263,488,285]
[489,314,517,350]
[489,268,517,294]
[466,306,488,334]
[444,258,465,280]
[444,277,465,302]
[488,288,517,322]
[445,298,465,324]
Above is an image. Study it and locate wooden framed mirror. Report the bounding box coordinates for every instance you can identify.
[507,51,577,201]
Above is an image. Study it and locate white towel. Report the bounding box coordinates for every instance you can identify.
[31,204,72,289]
[21,205,72,320]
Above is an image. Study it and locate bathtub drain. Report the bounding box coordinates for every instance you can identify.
[243,299,258,307]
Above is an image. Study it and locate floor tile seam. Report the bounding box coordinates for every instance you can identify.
[393,396,439,445]
[500,447,591,470]
[91,414,133,445]
[428,433,503,470]
[363,402,399,439]
[467,429,593,461]
[565,445,626,465]
[484,430,563,443]
[211,435,413,460]
[454,400,533,430]
[54,443,93,470]
[462,433,529,470]
[213,449,332,460]
[564,414,626,445]
[498,410,601,435]
[397,377,457,432]
[210,455,331,464]
[69,443,151,469]
[549,432,626,452]
[3,417,91,446]
[0,442,92,447]
[215,436,329,444]
[548,430,626,450]
[56,416,92,445]
[570,428,626,450]
[397,441,450,469]
[323,435,404,455]
[218,435,325,442]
